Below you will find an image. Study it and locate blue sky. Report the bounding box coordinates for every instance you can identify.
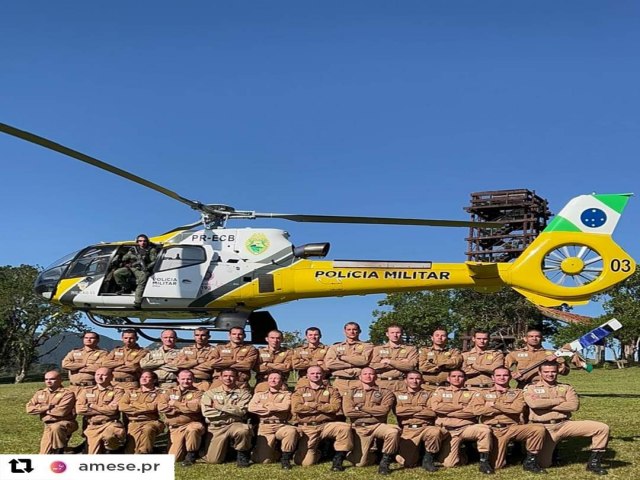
[2,2,639,344]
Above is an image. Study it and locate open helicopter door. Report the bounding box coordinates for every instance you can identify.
[143,245,211,299]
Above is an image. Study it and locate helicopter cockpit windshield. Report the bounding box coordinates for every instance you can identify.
[34,250,80,298]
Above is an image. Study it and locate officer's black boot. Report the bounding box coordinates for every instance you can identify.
[280,452,292,470]
[478,453,495,475]
[181,451,197,467]
[52,448,65,454]
[378,453,394,475]
[422,452,438,472]
[331,451,347,472]
[552,447,561,466]
[236,450,251,468]
[586,451,608,475]
[522,452,545,474]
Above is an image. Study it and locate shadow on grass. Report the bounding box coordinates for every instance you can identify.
[557,438,632,470]
[579,393,640,398]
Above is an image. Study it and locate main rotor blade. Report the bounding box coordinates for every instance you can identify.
[252,212,503,228]
[0,122,203,211]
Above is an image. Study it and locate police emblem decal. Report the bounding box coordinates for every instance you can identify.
[246,233,270,255]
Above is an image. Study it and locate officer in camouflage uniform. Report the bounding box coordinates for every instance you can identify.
[140,329,180,388]
[370,325,418,393]
[325,322,374,395]
[248,371,299,469]
[524,362,610,474]
[26,370,78,454]
[393,371,443,471]
[61,331,108,390]
[200,368,253,467]
[158,369,205,466]
[418,328,463,391]
[100,329,148,390]
[118,370,164,454]
[462,330,504,389]
[113,234,158,308]
[469,366,545,472]
[75,367,126,454]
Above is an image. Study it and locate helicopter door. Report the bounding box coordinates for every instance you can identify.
[144,245,208,298]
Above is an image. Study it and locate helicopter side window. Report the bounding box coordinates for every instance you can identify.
[64,246,118,278]
[157,246,206,272]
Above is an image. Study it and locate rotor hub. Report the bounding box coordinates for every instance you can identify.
[560,257,585,275]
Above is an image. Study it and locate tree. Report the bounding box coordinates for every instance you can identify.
[0,265,84,382]
[281,329,304,349]
[369,291,457,345]
[599,270,640,362]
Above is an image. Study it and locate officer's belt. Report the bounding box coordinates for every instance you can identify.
[468,383,492,388]
[379,374,405,381]
[423,381,446,386]
[114,375,137,382]
[353,420,379,427]
[486,423,510,429]
[260,419,287,424]
[332,375,357,380]
[44,419,61,424]
[404,421,434,429]
[209,419,240,427]
[441,425,466,431]
[531,419,565,425]
[88,419,119,426]
[297,421,327,426]
[193,377,211,383]
[72,381,96,387]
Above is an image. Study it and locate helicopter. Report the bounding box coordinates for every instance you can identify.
[1,122,636,341]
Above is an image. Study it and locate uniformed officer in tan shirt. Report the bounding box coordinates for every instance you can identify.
[505,329,570,387]
[248,371,298,469]
[462,330,504,389]
[325,322,374,395]
[100,329,148,390]
[26,370,78,454]
[469,366,545,472]
[524,361,610,474]
[139,329,180,388]
[200,368,253,467]
[254,329,293,393]
[157,369,205,466]
[393,371,443,471]
[205,327,259,390]
[291,366,353,471]
[292,327,329,387]
[118,370,164,454]
[418,328,463,390]
[173,327,216,391]
[343,367,400,475]
[371,325,418,393]
[75,367,126,454]
[61,331,108,390]
[429,369,493,474]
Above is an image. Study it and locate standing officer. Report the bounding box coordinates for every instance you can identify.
[370,325,418,393]
[325,322,373,395]
[75,367,126,454]
[158,369,206,466]
[469,366,545,472]
[342,367,400,475]
[26,370,78,454]
[393,371,443,471]
[206,327,259,390]
[173,327,216,390]
[524,361,610,474]
[429,369,493,474]
[113,233,159,308]
[100,329,148,390]
[200,368,253,467]
[418,328,463,390]
[248,371,299,469]
[462,330,504,389]
[254,329,293,393]
[61,331,108,390]
[118,370,164,454]
[505,328,570,388]
[140,329,180,388]
[292,327,329,387]
[291,366,353,471]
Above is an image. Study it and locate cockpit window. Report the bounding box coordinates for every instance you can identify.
[45,250,80,270]
[157,246,206,272]
[64,246,118,278]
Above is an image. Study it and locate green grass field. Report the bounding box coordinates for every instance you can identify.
[1,368,638,479]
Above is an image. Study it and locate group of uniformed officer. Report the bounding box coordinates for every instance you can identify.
[26,323,611,475]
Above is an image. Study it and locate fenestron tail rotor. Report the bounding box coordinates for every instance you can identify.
[1,121,501,229]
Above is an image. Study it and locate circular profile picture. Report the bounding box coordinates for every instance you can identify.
[50,460,67,473]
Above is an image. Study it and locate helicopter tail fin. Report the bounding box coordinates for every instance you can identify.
[502,193,635,307]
